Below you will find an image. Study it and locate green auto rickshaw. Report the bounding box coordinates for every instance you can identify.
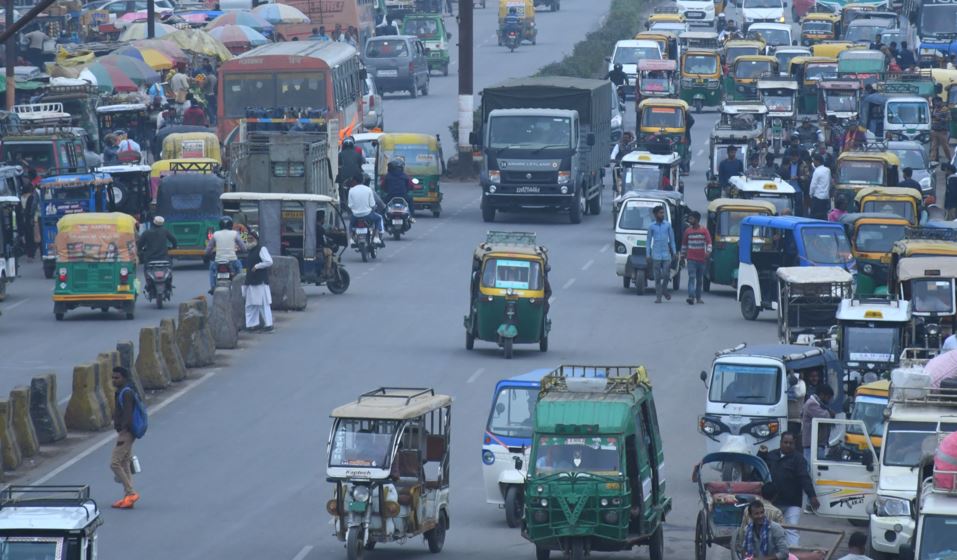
[52,212,139,321]
[840,212,909,297]
[155,171,225,260]
[705,198,776,292]
[679,49,723,112]
[402,13,452,76]
[375,132,444,217]
[465,231,550,359]
[524,365,670,560]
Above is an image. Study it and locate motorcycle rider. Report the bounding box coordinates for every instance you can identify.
[382,158,416,221]
[137,216,178,268]
[502,7,523,44]
[337,136,365,211]
[348,174,386,247]
[606,63,628,103]
[204,216,246,294]
[796,117,823,150]
[717,12,726,33]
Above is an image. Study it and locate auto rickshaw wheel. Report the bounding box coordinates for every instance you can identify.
[55,312,64,321]
[0,275,6,301]
[328,268,350,294]
[587,187,602,215]
[694,510,708,560]
[694,99,703,113]
[503,338,513,360]
[505,485,523,528]
[426,509,447,553]
[392,230,401,241]
[535,547,550,560]
[465,324,475,350]
[347,527,364,560]
[740,289,759,321]
[432,206,441,218]
[539,332,548,352]
[622,275,630,289]
[634,271,646,295]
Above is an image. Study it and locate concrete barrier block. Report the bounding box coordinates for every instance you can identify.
[194,297,217,358]
[65,364,110,432]
[9,387,38,458]
[269,255,307,311]
[230,274,246,329]
[0,400,22,470]
[159,319,187,382]
[210,288,238,349]
[135,327,171,390]
[115,341,145,396]
[94,354,114,420]
[29,374,67,444]
[176,301,216,367]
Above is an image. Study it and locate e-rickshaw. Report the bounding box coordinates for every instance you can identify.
[498,0,536,45]
[525,365,670,560]
[773,47,811,78]
[890,254,957,349]
[95,102,154,155]
[721,39,765,73]
[221,192,350,294]
[375,133,444,218]
[637,98,690,172]
[679,49,723,112]
[705,198,776,291]
[325,387,452,559]
[854,187,923,226]
[96,164,152,224]
[635,59,678,105]
[835,297,912,383]
[465,231,550,359]
[737,215,855,320]
[837,49,887,85]
[729,174,804,216]
[840,212,909,296]
[52,212,138,321]
[834,150,900,204]
[149,158,221,201]
[817,79,861,123]
[758,79,799,154]
[679,30,720,51]
[402,13,452,76]
[615,191,687,294]
[800,12,841,46]
[155,171,224,261]
[776,266,853,344]
[789,56,839,114]
[726,55,778,101]
[614,150,683,214]
[160,131,222,163]
[705,103,768,199]
[37,172,114,279]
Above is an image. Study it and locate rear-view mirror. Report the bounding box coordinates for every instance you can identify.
[468,131,478,146]
[699,370,708,383]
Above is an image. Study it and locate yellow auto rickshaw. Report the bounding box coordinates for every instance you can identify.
[680,49,723,112]
[810,41,859,59]
[840,212,910,296]
[149,157,222,200]
[722,39,765,70]
[160,131,222,163]
[726,55,778,101]
[789,56,838,113]
[634,31,678,60]
[498,0,536,45]
[637,98,690,172]
[834,151,901,203]
[800,13,841,46]
[374,132,445,217]
[854,187,923,226]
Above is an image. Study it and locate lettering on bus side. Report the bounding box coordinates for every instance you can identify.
[237,58,264,65]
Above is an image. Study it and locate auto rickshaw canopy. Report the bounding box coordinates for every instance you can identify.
[498,0,534,20]
[330,387,452,420]
[892,239,957,258]
[54,212,137,263]
[775,266,854,285]
[160,132,222,163]
[811,41,860,59]
[638,98,689,131]
[854,186,922,204]
[637,59,677,73]
[723,40,765,65]
[896,256,957,282]
[707,198,777,215]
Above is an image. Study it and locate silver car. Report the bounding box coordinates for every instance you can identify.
[364,35,431,98]
[888,140,937,197]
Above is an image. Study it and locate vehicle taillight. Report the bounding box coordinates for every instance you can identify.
[119,267,129,284]
[57,268,67,282]
[408,62,415,73]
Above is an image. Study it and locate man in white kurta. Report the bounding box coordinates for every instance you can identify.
[242,234,274,331]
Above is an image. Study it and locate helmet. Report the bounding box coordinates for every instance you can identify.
[219,216,233,230]
[342,136,355,149]
[153,216,165,226]
[508,6,517,13]
[387,158,405,172]
[718,12,726,18]
[614,63,623,71]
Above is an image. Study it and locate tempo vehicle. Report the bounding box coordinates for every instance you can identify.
[0,485,103,560]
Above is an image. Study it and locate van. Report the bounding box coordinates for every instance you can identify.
[363,35,431,98]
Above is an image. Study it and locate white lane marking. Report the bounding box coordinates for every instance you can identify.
[292,545,313,560]
[467,368,485,384]
[581,259,594,271]
[3,299,29,312]
[696,149,704,157]
[32,369,221,486]
[599,243,609,254]
[562,278,575,290]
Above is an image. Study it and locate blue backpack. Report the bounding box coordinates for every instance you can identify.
[118,386,148,439]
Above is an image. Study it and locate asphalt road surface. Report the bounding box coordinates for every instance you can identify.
[12,1,893,559]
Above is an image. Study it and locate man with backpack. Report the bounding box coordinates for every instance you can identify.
[111,366,146,509]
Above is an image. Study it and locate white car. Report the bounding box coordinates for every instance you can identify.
[741,0,786,28]
[676,0,716,26]
[361,74,384,130]
[608,40,663,88]
[746,22,794,50]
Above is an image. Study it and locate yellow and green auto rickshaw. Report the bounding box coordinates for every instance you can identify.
[800,13,841,46]
[149,157,221,201]
[721,39,764,71]
[374,132,444,218]
[465,231,550,359]
[810,41,858,59]
[840,212,910,296]
[834,151,900,204]
[52,212,139,321]
[498,0,536,45]
[679,49,723,112]
[155,168,225,260]
[854,187,923,226]
[726,55,778,101]
[634,31,678,60]
[637,98,690,172]
[159,131,222,164]
[705,198,776,291]
[789,56,838,114]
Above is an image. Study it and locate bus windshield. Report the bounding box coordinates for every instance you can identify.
[534,436,621,475]
[487,386,538,440]
[708,363,781,406]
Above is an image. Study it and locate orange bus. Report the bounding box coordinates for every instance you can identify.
[217,40,364,142]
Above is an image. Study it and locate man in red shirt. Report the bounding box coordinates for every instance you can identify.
[182,100,209,127]
[681,210,712,305]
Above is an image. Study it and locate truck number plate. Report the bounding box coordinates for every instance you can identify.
[515,186,541,193]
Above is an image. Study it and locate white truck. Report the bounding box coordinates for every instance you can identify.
[0,485,103,558]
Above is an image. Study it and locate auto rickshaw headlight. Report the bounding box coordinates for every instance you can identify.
[603,510,620,524]
[615,241,626,254]
[482,450,495,465]
[326,498,340,516]
[749,421,779,438]
[532,510,548,523]
[558,171,571,185]
[540,498,549,507]
[352,485,370,502]
[699,417,723,436]
[611,497,622,505]
[600,498,609,507]
[536,485,545,494]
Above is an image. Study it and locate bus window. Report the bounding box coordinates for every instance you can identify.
[224,74,275,118]
[277,74,326,110]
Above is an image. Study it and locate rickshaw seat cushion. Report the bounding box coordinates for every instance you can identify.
[705,481,763,495]
[425,435,445,462]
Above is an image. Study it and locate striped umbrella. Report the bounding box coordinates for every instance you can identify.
[251,3,310,24]
[79,63,139,93]
[97,55,161,85]
[118,22,177,42]
[208,24,270,50]
[112,45,176,70]
[205,11,273,34]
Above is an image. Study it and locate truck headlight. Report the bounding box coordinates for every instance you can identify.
[560,185,569,194]
[489,170,500,184]
[558,171,571,185]
[488,185,497,193]
[352,485,370,502]
[875,496,911,517]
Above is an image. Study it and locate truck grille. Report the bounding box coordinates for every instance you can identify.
[503,171,557,184]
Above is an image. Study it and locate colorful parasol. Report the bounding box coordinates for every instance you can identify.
[207,24,270,49]
[129,39,189,63]
[111,45,176,70]
[205,11,273,34]
[164,29,232,61]
[118,22,177,42]
[79,64,139,93]
[115,9,173,27]
[97,55,161,85]
[250,3,310,24]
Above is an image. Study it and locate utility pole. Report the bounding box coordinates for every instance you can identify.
[454,0,473,176]
[147,0,155,38]
[5,0,14,110]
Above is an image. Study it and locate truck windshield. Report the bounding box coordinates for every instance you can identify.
[534,436,620,475]
[801,227,853,265]
[0,537,62,559]
[887,102,929,126]
[708,363,781,405]
[328,418,399,469]
[481,258,543,290]
[911,279,956,315]
[918,515,957,560]
[488,116,572,150]
[854,223,905,253]
[843,326,898,363]
[487,386,538,440]
[882,421,957,467]
[920,5,957,36]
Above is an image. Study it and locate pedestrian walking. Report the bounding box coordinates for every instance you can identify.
[837,531,872,560]
[681,210,711,305]
[757,432,819,547]
[110,367,140,509]
[801,384,835,463]
[18,182,38,259]
[944,163,957,220]
[243,230,274,332]
[646,205,676,303]
[931,97,953,164]
[809,153,831,220]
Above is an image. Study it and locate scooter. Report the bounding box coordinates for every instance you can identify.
[351,216,378,263]
[144,260,173,309]
[504,29,520,52]
[385,197,412,240]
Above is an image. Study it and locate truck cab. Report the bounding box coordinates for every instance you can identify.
[0,485,103,559]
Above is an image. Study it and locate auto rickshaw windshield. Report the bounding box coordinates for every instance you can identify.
[717,210,763,236]
[860,201,914,222]
[481,258,543,290]
[535,436,621,475]
[641,106,684,128]
[802,20,833,33]
[156,188,220,219]
[847,395,886,438]
[855,223,906,252]
[403,17,441,39]
[805,63,838,81]
[685,54,718,74]
[825,91,857,112]
[624,166,663,191]
[726,47,760,65]
[802,227,853,264]
[640,72,672,92]
[614,46,661,64]
[838,160,883,184]
[886,102,929,125]
[735,61,774,79]
[384,145,440,174]
[328,418,399,469]
[487,386,538,439]
[775,51,805,71]
[708,363,780,406]
[752,194,792,214]
[911,278,956,314]
[764,94,793,112]
[843,326,898,363]
[619,200,668,230]
[488,116,572,149]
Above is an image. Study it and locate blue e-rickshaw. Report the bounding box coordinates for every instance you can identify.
[737,215,855,320]
[37,172,114,279]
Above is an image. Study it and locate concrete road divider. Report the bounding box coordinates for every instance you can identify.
[230,274,246,330]
[94,354,114,420]
[135,327,171,390]
[210,288,239,349]
[269,256,307,311]
[0,399,22,470]
[29,374,67,444]
[65,364,110,432]
[116,341,145,396]
[159,319,187,382]
[9,387,39,458]
[176,300,216,367]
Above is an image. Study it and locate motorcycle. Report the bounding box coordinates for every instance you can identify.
[769,118,787,155]
[144,260,173,309]
[351,216,378,263]
[385,197,412,241]
[504,28,520,52]
[316,251,351,294]
[214,261,236,289]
